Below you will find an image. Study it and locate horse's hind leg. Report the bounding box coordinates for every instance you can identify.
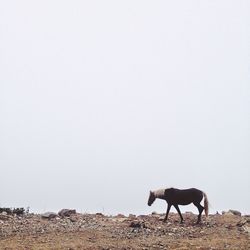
[193,202,204,224]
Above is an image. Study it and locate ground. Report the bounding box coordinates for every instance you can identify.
[0,211,249,249]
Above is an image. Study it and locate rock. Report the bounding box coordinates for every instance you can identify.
[0,214,10,221]
[222,210,240,216]
[237,219,248,227]
[116,213,126,218]
[129,221,141,228]
[242,226,250,234]
[129,214,136,218]
[137,215,148,219]
[228,210,241,216]
[129,220,146,228]
[58,209,76,217]
[111,217,127,223]
[41,212,58,219]
[95,213,104,217]
[69,216,78,222]
[159,216,165,221]
[222,210,241,216]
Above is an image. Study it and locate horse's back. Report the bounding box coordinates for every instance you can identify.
[165,188,203,205]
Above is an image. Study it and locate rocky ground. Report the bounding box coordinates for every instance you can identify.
[0,209,249,250]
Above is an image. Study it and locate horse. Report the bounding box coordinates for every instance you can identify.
[148,187,208,224]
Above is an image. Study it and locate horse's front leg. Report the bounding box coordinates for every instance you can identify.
[163,203,171,222]
[173,204,184,223]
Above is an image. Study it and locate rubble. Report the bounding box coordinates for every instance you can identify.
[0,210,249,249]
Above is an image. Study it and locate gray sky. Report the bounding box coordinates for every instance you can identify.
[0,1,249,215]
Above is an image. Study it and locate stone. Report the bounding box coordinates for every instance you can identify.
[95,212,104,217]
[129,214,136,218]
[58,209,76,217]
[228,210,241,216]
[222,211,235,216]
[237,219,248,227]
[242,226,250,234]
[0,214,10,221]
[129,220,146,229]
[222,210,241,216]
[116,213,126,218]
[41,212,57,219]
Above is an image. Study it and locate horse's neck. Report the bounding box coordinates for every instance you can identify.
[154,189,165,199]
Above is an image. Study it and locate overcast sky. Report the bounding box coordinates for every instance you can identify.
[0,1,249,215]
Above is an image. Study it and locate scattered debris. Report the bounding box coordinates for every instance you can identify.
[0,211,249,249]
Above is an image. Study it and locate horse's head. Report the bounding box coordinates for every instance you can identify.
[148,191,155,206]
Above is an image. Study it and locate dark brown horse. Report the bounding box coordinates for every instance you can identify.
[148,188,208,223]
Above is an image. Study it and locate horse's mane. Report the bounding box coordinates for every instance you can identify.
[154,189,165,197]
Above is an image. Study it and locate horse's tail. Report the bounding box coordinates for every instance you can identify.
[203,192,209,216]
